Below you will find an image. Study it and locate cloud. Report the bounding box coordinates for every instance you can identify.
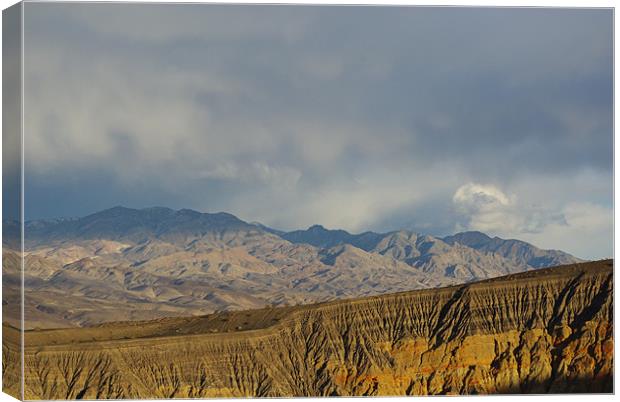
[34,4,314,44]
[453,183,514,211]
[20,4,613,258]
[519,202,613,260]
[452,182,611,259]
[452,182,566,234]
[198,161,301,189]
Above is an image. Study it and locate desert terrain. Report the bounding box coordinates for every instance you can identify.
[3,259,612,398]
[2,207,582,329]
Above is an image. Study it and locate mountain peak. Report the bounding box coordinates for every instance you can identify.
[94,205,135,214]
[22,206,257,246]
[84,206,182,221]
[454,230,491,239]
[177,208,201,216]
[443,231,492,247]
[442,230,582,268]
[142,206,175,214]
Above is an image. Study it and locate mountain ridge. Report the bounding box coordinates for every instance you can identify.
[3,206,585,328]
[13,206,583,262]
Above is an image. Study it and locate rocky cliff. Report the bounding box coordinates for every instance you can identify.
[3,260,613,398]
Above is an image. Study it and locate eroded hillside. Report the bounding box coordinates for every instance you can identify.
[3,260,612,398]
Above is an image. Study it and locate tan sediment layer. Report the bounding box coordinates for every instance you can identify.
[3,260,613,398]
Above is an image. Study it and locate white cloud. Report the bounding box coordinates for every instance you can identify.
[452,182,612,259]
[453,182,514,210]
[452,182,572,235]
[453,183,522,234]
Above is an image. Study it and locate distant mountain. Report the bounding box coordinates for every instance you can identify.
[281,224,384,251]
[250,222,286,236]
[2,206,585,328]
[442,231,492,249]
[282,225,582,272]
[443,231,584,268]
[22,206,258,246]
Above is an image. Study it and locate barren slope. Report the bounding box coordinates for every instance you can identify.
[3,259,612,398]
[3,207,583,328]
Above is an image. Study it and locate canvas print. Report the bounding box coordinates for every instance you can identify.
[2,2,613,399]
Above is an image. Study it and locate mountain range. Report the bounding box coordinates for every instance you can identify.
[2,206,583,328]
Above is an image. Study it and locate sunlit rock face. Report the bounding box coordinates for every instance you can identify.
[4,259,612,398]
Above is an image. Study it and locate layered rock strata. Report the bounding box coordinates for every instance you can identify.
[2,260,613,398]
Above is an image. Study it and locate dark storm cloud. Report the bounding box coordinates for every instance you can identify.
[21,4,612,258]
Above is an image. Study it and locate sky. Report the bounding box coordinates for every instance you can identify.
[19,4,612,259]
